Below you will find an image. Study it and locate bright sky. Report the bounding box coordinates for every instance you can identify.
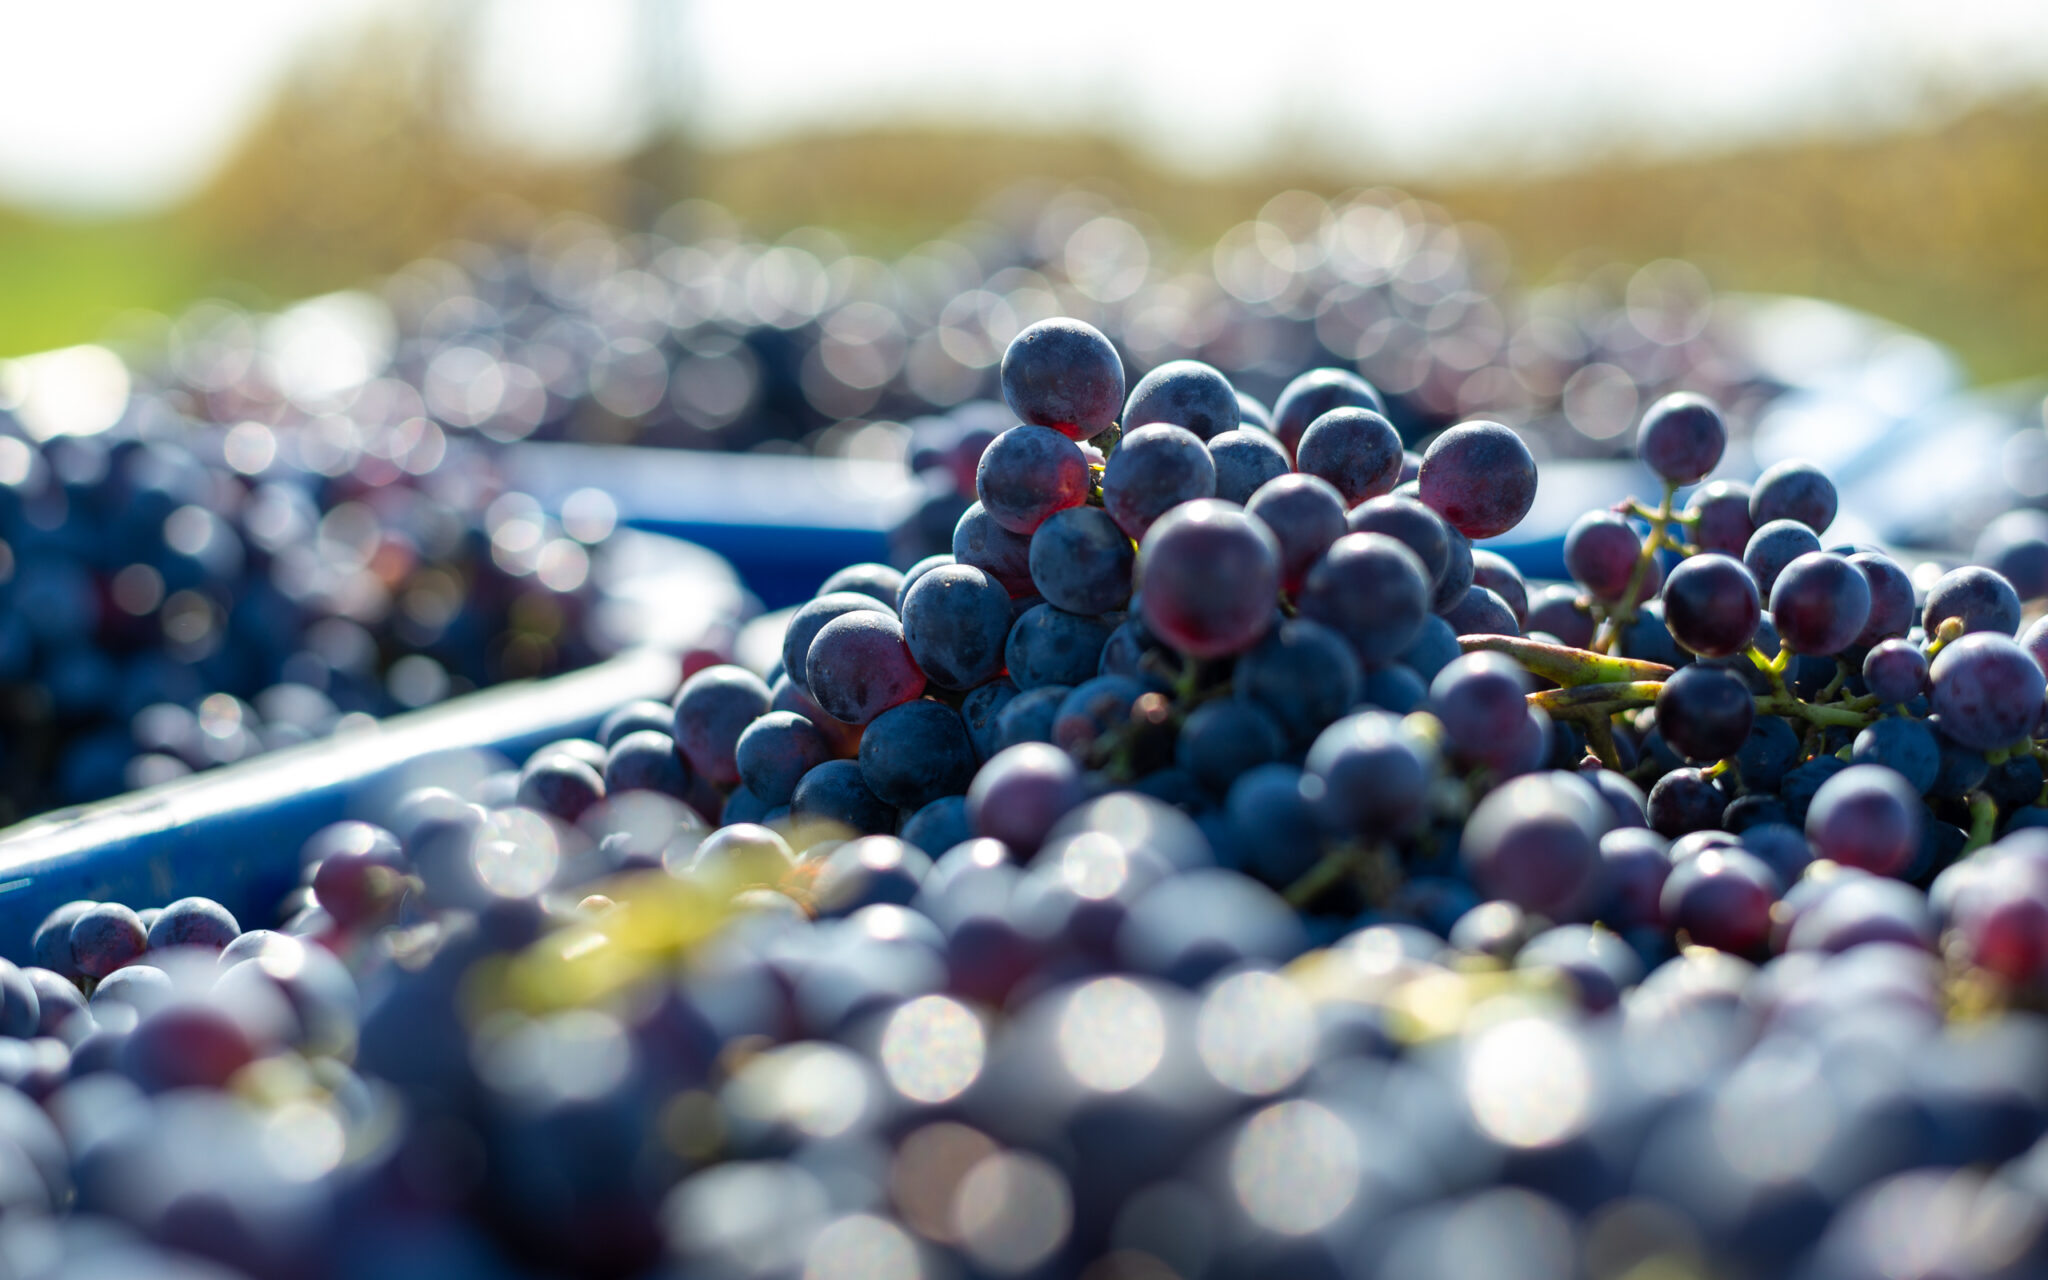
[5,0,2048,213]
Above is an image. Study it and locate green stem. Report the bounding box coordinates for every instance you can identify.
[1283,841,1370,909]
[1593,480,1680,654]
[1965,792,1999,852]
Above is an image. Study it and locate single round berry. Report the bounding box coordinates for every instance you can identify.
[1655,665,1756,763]
[1294,407,1403,506]
[1000,317,1124,440]
[1207,427,1292,504]
[1636,392,1727,484]
[1805,764,1920,875]
[1136,499,1281,660]
[1028,506,1134,616]
[1297,532,1431,666]
[1685,479,1754,557]
[1931,632,2048,751]
[671,665,773,787]
[1923,565,2023,639]
[1101,423,1217,541]
[70,904,147,981]
[1863,639,1929,705]
[1743,519,1822,598]
[1750,459,1837,534]
[902,563,1014,690]
[1769,552,1871,656]
[1122,358,1239,442]
[1246,473,1348,594]
[1661,553,1762,659]
[1564,511,1644,602]
[1850,551,1917,646]
[975,424,1091,535]
[1418,421,1537,541]
[806,612,927,727]
[1271,367,1386,458]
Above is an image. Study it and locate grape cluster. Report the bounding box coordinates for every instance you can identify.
[11,317,2048,1279]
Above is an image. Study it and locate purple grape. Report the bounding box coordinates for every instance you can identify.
[1051,674,1148,754]
[1769,551,1871,655]
[1000,317,1124,440]
[1246,473,1348,593]
[1923,565,2022,639]
[1417,421,1537,540]
[1121,358,1239,442]
[1659,847,1777,955]
[1441,586,1522,638]
[1655,665,1755,762]
[1235,618,1363,747]
[900,795,973,856]
[1237,391,1273,431]
[516,751,605,822]
[1398,614,1462,681]
[1564,511,1643,602]
[1685,478,1754,557]
[1470,551,1528,626]
[770,673,862,758]
[1430,652,1534,761]
[735,710,832,807]
[951,501,1035,595]
[1597,827,1673,930]
[1346,495,1451,587]
[1101,423,1217,540]
[811,836,932,916]
[1207,427,1292,505]
[817,562,905,607]
[1305,711,1434,835]
[780,591,892,696]
[1028,506,1134,616]
[901,562,1013,690]
[975,424,1091,535]
[1005,604,1114,690]
[1298,532,1431,666]
[1432,524,1477,614]
[1647,767,1728,837]
[1973,509,2048,601]
[1862,639,1928,704]
[1848,551,1916,646]
[789,759,896,835]
[1176,699,1286,794]
[1526,584,1596,649]
[992,684,1068,750]
[966,743,1084,856]
[958,678,1017,762]
[1742,518,1821,598]
[1295,407,1403,505]
[894,553,953,612]
[1271,367,1385,458]
[1136,500,1281,660]
[1517,924,1645,1012]
[1660,553,1761,658]
[672,665,773,787]
[1461,772,1606,919]
[598,699,675,748]
[805,612,927,727]
[858,699,977,810]
[1749,458,1837,534]
[142,897,240,954]
[1635,392,1727,484]
[1850,717,1939,794]
[1930,632,2047,750]
[1805,764,1920,875]
[69,904,146,981]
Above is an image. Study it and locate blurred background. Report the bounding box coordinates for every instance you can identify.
[5,0,2048,381]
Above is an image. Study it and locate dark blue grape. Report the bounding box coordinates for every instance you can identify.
[1660,847,1777,955]
[1526,584,1596,649]
[1099,615,1168,678]
[1923,566,2022,639]
[1847,551,1915,646]
[1346,495,1451,587]
[900,795,973,856]
[1246,473,1348,593]
[1584,765,1648,828]
[1000,317,1124,440]
[1660,553,1762,658]
[518,748,605,822]
[1052,674,1150,754]
[1742,519,1822,598]
[1615,599,1685,667]
[1397,615,1462,682]
[790,759,896,835]
[1296,407,1403,505]
[1685,478,1754,557]
[1647,767,1728,838]
[1863,639,1928,704]
[780,591,893,697]
[817,562,905,606]
[1225,764,1324,886]
[1974,509,2048,601]
[1235,617,1363,747]
[143,897,238,952]
[1298,532,1430,666]
[1461,772,1605,919]
[1597,828,1672,931]
[975,425,1091,535]
[1028,506,1134,615]
[1364,663,1428,713]
[1733,714,1800,791]
[1137,500,1281,659]
[812,837,932,916]
[805,612,927,726]
[967,742,1084,855]
[672,665,773,787]
[1176,700,1286,794]
[1116,869,1306,987]
[1430,652,1532,761]
[1738,822,1812,884]
[69,905,146,981]
[1122,358,1239,441]
[951,501,1035,595]
[1850,717,1939,794]
[1517,924,1645,1012]
[1305,711,1434,836]
[858,699,977,810]
[1656,665,1755,762]
[1779,755,1849,826]
[1006,604,1114,690]
[1417,421,1537,540]
[1237,391,1273,432]
[1984,752,2044,812]
[598,699,674,748]
[1102,423,1217,541]
[959,678,1018,761]
[1271,367,1385,458]
[901,563,1012,690]
[1769,552,1871,655]
[1564,511,1642,601]
[31,902,94,980]
[1749,458,1837,534]
[992,684,1069,750]
[1430,524,1476,615]
[602,729,691,800]
[735,711,832,806]
[1931,633,2047,750]
[1636,392,1727,484]
[1805,764,1919,875]
[770,672,861,758]
[895,553,953,612]
[1441,585,1521,638]
[1470,550,1528,626]
[1207,428,1291,504]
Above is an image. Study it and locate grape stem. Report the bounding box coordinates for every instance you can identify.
[1592,480,1681,654]
[1965,791,1999,852]
[1530,680,1877,731]
[1282,840,1391,909]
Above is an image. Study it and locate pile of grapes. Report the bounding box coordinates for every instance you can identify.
[9,318,2048,1280]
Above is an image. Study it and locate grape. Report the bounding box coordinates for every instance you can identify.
[1850,717,1939,794]
[1647,767,1728,837]
[1136,500,1281,660]
[1742,519,1822,598]
[1769,552,1871,655]
[1305,711,1434,836]
[1431,524,1477,613]
[1923,566,2022,638]
[817,562,905,607]
[1297,532,1430,666]
[1460,772,1606,919]
[691,823,796,886]
[895,553,954,612]
[1660,554,1761,658]
[1397,615,1463,682]
[598,699,675,748]
[811,837,933,918]
[1749,458,1837,534]
[1930,633,2048,751]
[858,700,978,810]
[1805,764,1920,875]
[144,897,239,952]
[1655,666,1755,762]
[519,745,608,821]
[1417,421,1537,540]
[1207,427,1292,505]
[789,760,897,836]
[1527,584,1596,649]
[770,673,862,758]
[1974,509,2048,601]
[1000,317,1124,440]
[1236,391,1274,431]
[1117,870,1306,986]
[1028,506,1134,615]
[1862,639,1929,704]
[1441,586,1522,638]
[975,425,1092,537]
[1271,367,1385,458]
[1470,551,1529,626]
[69,905,146,980]
[900,795,973,856]
[1733,715,1801,791]
[1518,924,1645,1012]
[1346,496,1451,586]
[735,711,833,807]
[1685,479,1755,557]
[992,684,1069,751]
[1659,847,1776,956]
[1225,764,1324,885]
[1121,358,1239,442]
[780,591,892,696]
[805,612,928,727]
[1985,752,2044,811]
[1597,827,1673,930]
[952,501,1036,594]
[603,730,691,801]
[1430,653,1534,761]
[1051,675,1149,753]
[1848,551,1916,645]
[1234,618,1362,748]
[966,743,1084,855]
[1245,474,1348,593]
[1363,664,1429,713]
[1005,604,1114,690]
[1176,700,1286,794]
[1098,616,1166,679]
[672,665,773,788]
[900,564,1013,691]
[1101,423,1217,540]
[1294,408,1403,505]
[1635,392,1727,484]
